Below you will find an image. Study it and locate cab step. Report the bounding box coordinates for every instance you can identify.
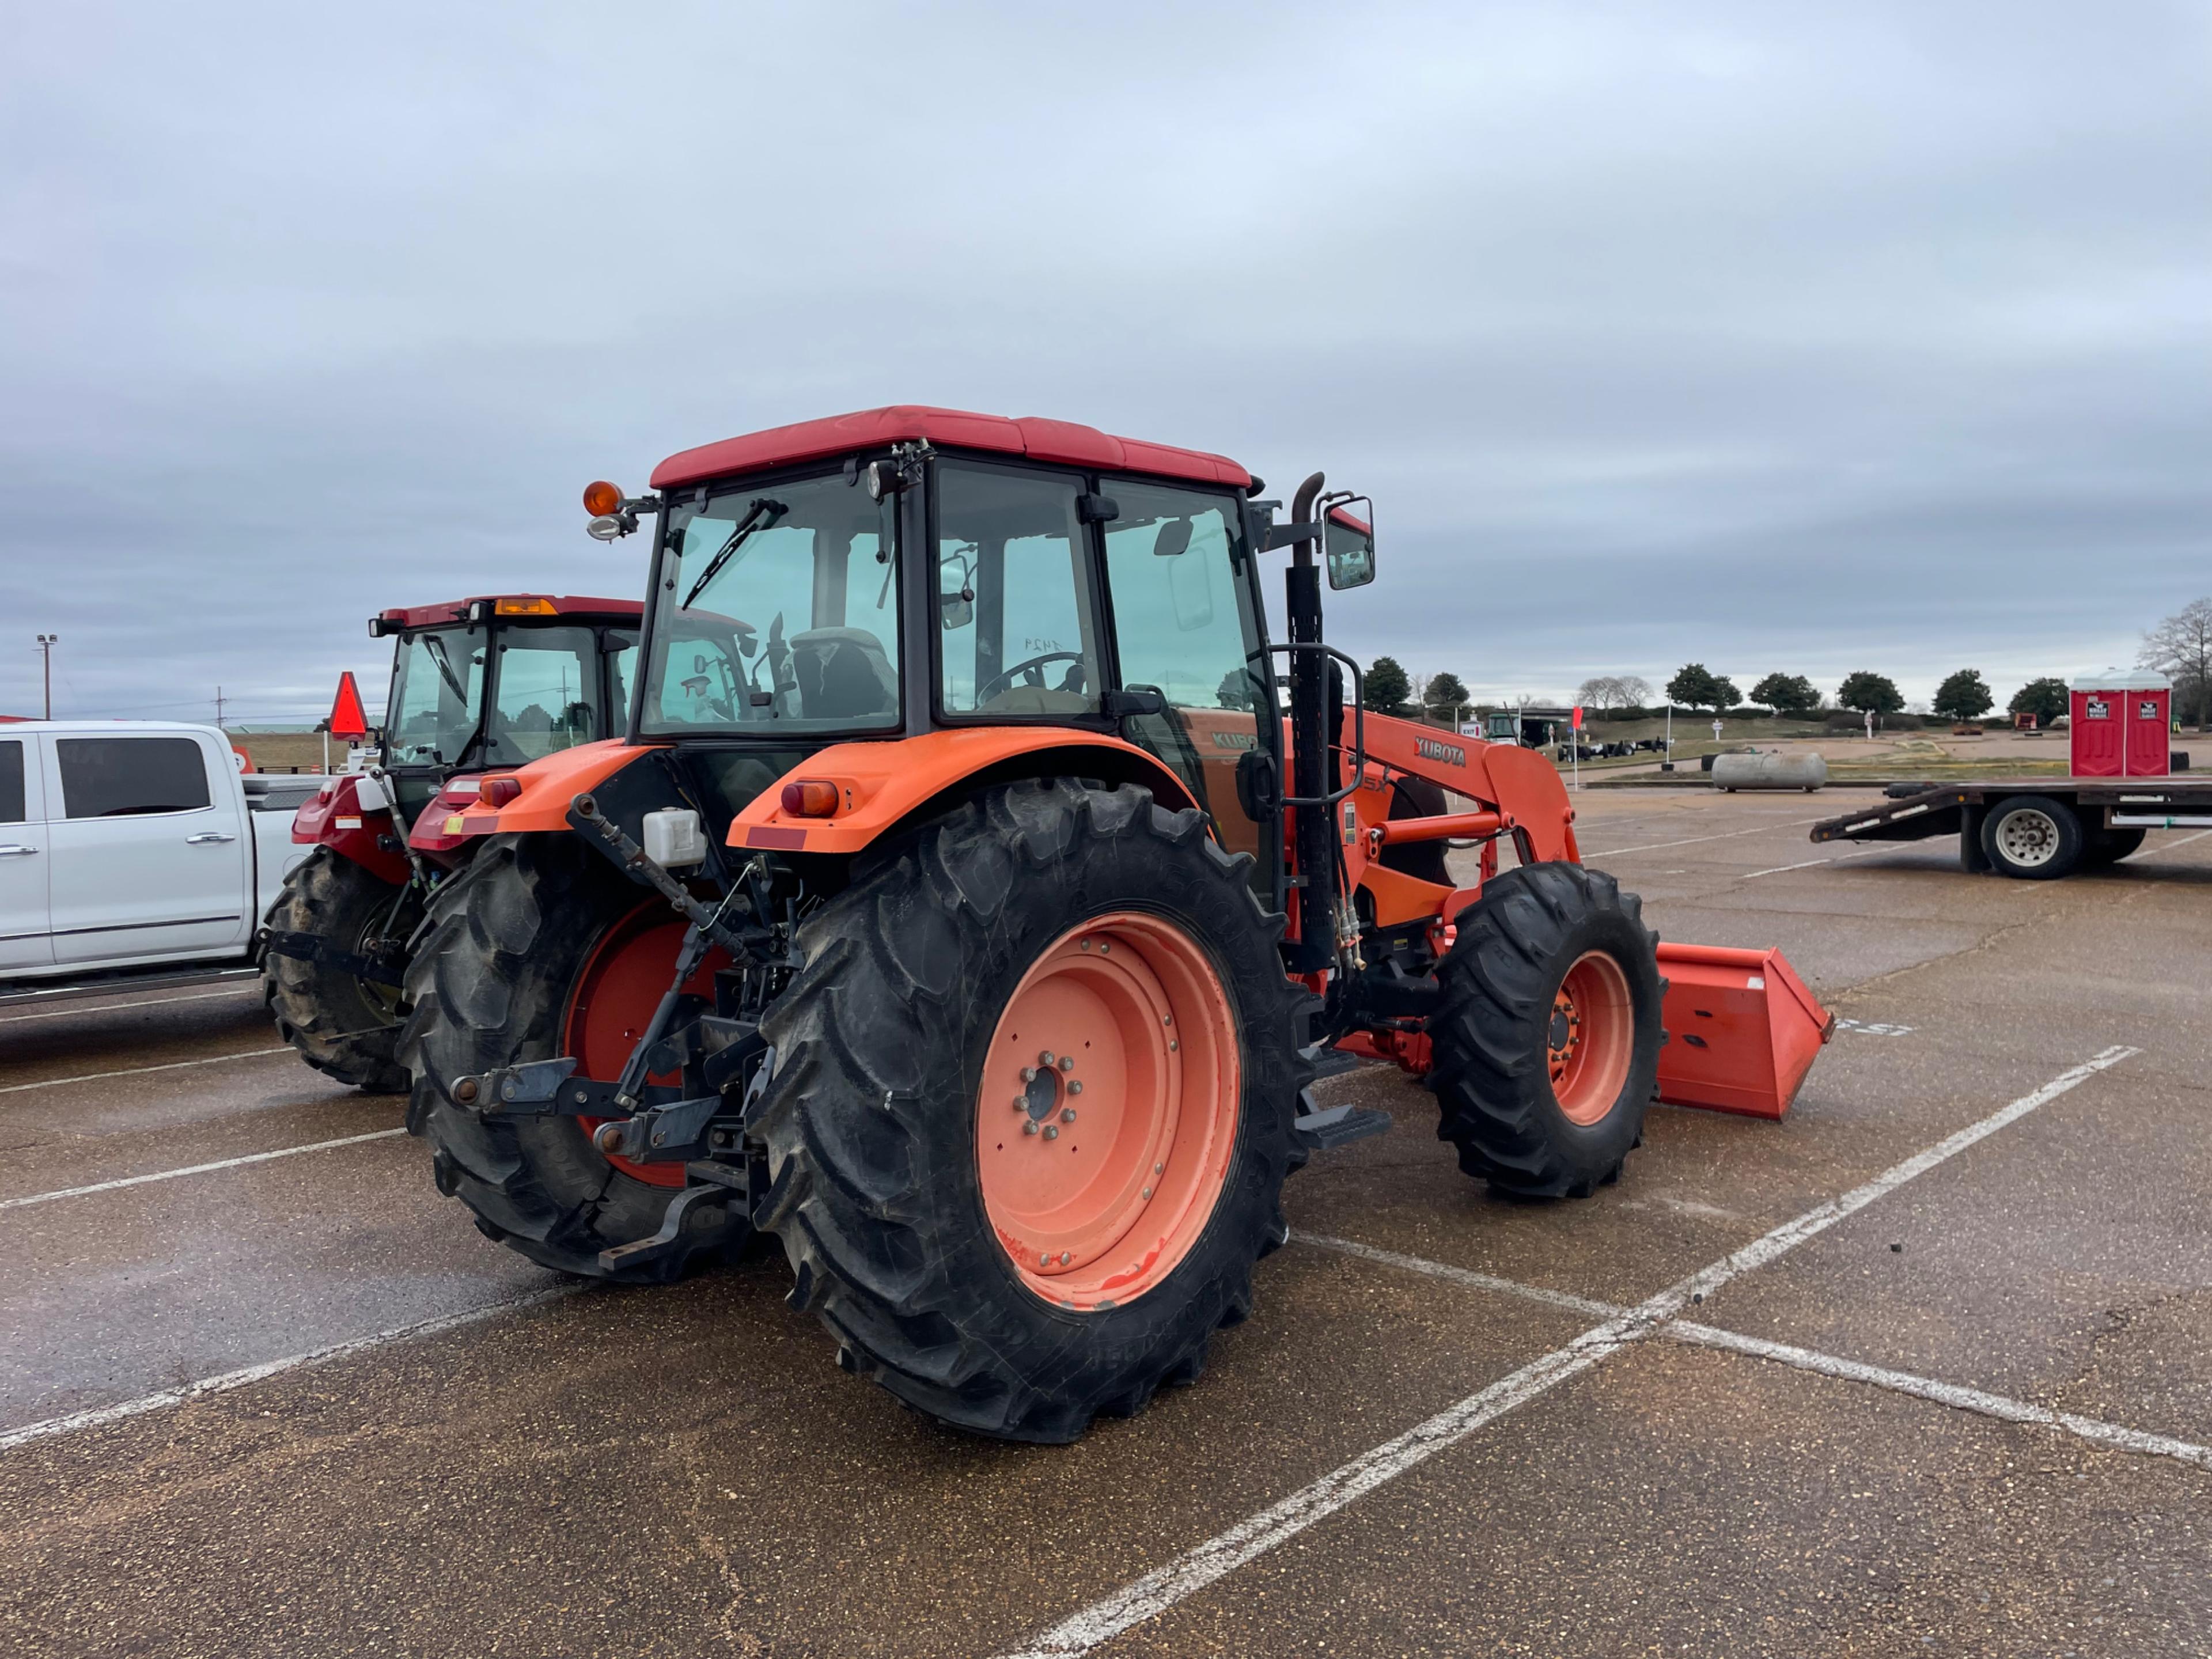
[1293,1101,1393,1151]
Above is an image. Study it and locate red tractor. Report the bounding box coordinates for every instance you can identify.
[396,408,1832,1441]
[260,594,643,1090]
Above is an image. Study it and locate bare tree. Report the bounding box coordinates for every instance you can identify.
[1574,674,1653,710]
[2141,597,2212,728]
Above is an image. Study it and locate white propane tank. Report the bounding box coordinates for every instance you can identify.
[1711,751,1828,793]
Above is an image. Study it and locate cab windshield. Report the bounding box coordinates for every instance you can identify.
[386,623,635,768]
[645,472,901,737]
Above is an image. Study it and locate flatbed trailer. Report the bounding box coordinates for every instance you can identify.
[1811,775,2212,879]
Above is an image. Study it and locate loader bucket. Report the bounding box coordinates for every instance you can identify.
[1653,942,1835,1120]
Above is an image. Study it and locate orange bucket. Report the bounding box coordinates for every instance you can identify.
[1653,942,1835,1120]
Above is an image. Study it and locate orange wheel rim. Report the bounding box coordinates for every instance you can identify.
[1548,950,1633,1127]
[975,912,1240,1312]
[563,902,725,1189]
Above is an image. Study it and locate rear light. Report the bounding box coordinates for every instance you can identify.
[480,775,524,808]
[781,779,840,817]
[494,597,558,616]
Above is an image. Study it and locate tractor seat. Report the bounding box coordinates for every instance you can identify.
[789,627,899,720]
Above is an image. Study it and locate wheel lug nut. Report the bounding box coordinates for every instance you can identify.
[1021,1067,1037,1083]
[1043,1125,1059,1141]
[1014,1096,1028,1112]
[1039,1050,1055,1067]
[1060,1108,1077,1124]
[1022,1121,1040,1136]
[1058,1055,1075,1073]
[1068,1081,1082,1095]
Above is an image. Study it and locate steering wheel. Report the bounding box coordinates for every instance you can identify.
[976,650,1088,702]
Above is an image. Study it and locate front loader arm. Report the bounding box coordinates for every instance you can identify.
[1353,711,1579,863]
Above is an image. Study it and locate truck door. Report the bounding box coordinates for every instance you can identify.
[0,736,52,971]
[42,733,252,965]
[1097,479,1277,905]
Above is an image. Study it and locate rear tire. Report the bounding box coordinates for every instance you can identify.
[261,848,414,1093]
[1427,862,1664,1198]
[1980,794,2083,880]
[752,779,1309,1443]
[396,833,748,1282]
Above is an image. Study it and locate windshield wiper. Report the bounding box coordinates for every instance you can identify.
[422,634,471,704]
[681,497,786,610]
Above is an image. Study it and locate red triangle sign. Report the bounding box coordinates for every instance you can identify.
[328,671,369,739]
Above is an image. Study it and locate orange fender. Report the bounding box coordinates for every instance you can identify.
[728,729,1198,854]
[406,739,653,849]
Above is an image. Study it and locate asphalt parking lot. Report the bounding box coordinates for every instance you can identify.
[2,789,2207,1658]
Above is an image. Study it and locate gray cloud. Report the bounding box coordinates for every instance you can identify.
[3,1,2207,720]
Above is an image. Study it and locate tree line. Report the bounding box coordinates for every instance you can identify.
[1361,597,2212,730]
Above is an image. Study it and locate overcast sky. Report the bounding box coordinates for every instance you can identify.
[4,1,2208,723]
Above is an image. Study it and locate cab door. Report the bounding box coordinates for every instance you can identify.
[42,733,251,965]
[1096,478,1278,904]
[0,736,51,971]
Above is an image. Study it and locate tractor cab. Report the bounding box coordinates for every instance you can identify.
[369,594,642,826]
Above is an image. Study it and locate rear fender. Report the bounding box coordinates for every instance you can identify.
[290,775,408,885]
[727,729,1200,855]
[407,740,655,854]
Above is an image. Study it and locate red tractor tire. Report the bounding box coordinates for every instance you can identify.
[752,779,1311,1442]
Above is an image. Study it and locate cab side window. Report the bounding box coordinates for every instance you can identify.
[55,738,212,817]
[936,464,1101,717]
[0,741,24,823]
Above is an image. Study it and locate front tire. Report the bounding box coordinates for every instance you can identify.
[1427,862,1664,1198]
[397,833,748,1282]
[261,847,414,1092]
[752,780,1309,1443]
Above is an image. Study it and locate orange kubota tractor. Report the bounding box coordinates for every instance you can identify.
[397,407,1832,1442]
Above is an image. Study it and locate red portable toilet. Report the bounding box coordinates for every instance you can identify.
[2070,671,2169,778]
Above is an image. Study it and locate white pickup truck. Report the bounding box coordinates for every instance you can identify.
[0,721,321,999]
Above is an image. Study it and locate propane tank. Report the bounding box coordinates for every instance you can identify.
[1711,751,1829,793]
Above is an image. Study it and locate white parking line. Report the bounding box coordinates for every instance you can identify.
[1581,815,1828,859]
[1302,1240,2212,1474]
[999,1044,2139,1659]
[0,1046,293,1096]
[2147,827,2212,853]
[0,985,264,1025]
[1742,845,1888,879]
[0,1286,579,1455]
[0,1127,406,1213]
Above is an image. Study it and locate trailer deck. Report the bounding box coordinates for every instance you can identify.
[1812,774,2212,878]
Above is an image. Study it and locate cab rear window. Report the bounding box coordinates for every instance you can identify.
[0,741,22,823]
[56,737,212,818]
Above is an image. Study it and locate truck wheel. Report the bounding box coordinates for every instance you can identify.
[752,779,1309,1443]
[397,833,748,1283]
[261,847,414,1093]
[2084,825,2146,868]
[1979,795,2083,880]
[1427,862,1663,1198]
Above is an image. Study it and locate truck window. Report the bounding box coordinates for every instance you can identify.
[0,741,22,823]
[56,737,212,818]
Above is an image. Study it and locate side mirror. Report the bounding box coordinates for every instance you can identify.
[938,559,975,630]
[1324,502,1376,590]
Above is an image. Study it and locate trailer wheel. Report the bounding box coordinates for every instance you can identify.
[2084,825,2146,868]
[261,847,414,1093]
[396,832,748,1283]
[1979,795,2083,880]
[752,779,1309,1443]
[1427,862,1664,1198]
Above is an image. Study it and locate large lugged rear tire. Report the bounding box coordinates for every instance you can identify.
[261,847,414,1093]
[1427,862,1664,1199]
[396,833,747,1282]
[752,779,1309,1443]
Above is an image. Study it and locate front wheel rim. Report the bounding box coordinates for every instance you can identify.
[1548,950,1634,1126]
[975,913,1241,1312]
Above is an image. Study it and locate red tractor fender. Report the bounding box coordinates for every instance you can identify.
[407,740,647,850]
[728,729,1200,855]
[291,773,410,885]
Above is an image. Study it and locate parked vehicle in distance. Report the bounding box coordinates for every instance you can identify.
[0,722,318,1001]
[260,594,644,1091]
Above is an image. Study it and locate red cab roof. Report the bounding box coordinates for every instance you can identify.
[375,594,643,630]
[649,405,1252,493]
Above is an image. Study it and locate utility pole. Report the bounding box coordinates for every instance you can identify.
[215,685,226,729]
[35,635,58,720]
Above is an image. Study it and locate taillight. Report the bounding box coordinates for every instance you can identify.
[780,779,840,817]
[480,775,524,808]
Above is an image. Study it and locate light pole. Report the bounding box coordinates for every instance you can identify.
[35,635,58,720]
